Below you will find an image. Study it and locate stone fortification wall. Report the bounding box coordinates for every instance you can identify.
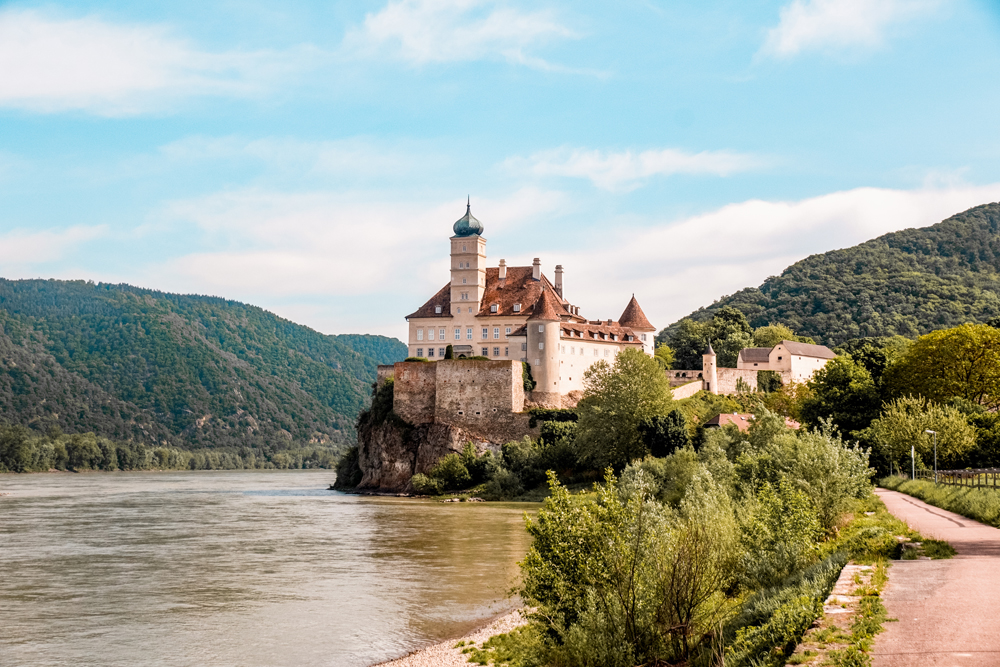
[670,380,703,400]
[392,362,438,425]
[715,368,760,394]
[667,369,703,387]
[388,359,533,445]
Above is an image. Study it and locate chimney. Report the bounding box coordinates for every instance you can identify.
[498,259,507,281]
[532,258,541,281]
[554,265,563,298]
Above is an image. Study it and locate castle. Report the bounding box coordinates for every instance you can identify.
[401,201,656,407]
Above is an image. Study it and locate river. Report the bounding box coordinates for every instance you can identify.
[0,470,536,667]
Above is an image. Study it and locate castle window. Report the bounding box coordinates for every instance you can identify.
[539,342,544,350]
[594,349,598,357]
[504,347,509,357]
[538,325,544,333]
[490,304,498,313]
[463,278,467,284]
[534,359,539,366]
[570,347,575,355]
[493,347,500,356]
[439,328,445,338]
[605,349,610,357]
[513,303,521,312]
[521,343,527,351]
[641,334,647,341]
[416,348,423,357]
[417,329,424,340]
[482,328,488,338]
[482,347,488,356]
[435,306,442,314]
[454,328,460,340]
[439,348,445,357]
[467,328,473,340]
[493,328,500,339]
[427,329,434,340]
[427,348,435,357]
[505,327,511,336]
[778,356,783,361]
[463,244,467,251]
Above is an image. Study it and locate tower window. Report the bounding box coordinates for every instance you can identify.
[539,342,544,350]
[538,325,544,333]
[463,278,467,284]
[462,244,467,252]
[641,334,647,341]
[417,329,423,340]
[513,304,521,313]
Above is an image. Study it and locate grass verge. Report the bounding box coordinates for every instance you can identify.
[880,476,1000,528]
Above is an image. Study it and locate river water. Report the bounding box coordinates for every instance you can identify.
[0,470,535,667]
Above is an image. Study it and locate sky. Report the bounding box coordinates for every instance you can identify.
[2,0,1000,340]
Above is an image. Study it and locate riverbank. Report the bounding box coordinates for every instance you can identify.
[373,610,528,667]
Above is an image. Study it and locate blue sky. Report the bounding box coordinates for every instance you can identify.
[1,0,1000,340]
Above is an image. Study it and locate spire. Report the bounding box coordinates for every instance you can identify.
[704,340,715,356]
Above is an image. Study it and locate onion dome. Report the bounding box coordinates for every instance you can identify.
[453,197,484,237]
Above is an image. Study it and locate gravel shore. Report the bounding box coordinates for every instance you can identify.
[373,610,529,667]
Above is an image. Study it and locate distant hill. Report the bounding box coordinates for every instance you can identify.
[0,279,407,454]
[658,203,1000,346]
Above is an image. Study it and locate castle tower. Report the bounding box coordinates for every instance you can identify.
[450,199,487,314]
[526,285,563,407]
[703,342,718,395]
[618,294,655,355]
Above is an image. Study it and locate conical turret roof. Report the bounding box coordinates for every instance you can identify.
[704,341,715,356]
[529,285,564,321]
[618,294,653,330]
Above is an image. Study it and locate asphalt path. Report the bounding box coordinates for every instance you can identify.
[872,488,1000,667]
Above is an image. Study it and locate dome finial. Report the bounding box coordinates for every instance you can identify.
[453,196,484,237]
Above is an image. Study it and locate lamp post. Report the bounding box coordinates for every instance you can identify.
[925,429,937,483]
[911,445,915,481]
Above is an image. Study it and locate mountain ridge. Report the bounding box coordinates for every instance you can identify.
[658,202,1000,346]
[0,278,407,455]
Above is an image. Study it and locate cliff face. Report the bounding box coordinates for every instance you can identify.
[355,419,497,493]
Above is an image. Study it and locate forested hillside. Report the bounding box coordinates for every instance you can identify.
[659,203,1000,346]
[0,279,406,455]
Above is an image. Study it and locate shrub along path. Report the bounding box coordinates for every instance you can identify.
[873,488,1000,666]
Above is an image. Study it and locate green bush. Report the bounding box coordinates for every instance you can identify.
[429,453,472,490]
[527,408,577,428]
[482,468,525,501]
[411,473,444,495]
[538,421,577,447]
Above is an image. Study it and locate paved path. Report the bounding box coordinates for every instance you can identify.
[873,488,1000,666]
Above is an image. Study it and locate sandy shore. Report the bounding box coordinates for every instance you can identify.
[373,610,529,667]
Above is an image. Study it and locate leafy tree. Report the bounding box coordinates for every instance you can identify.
[883,323,1000,409]
[575,349,674,470]
[862,396,976,473]
[752,324,814,348]
[738,478,821,589]
[709,307,754,367]
[799,356,880,436]
[664,318,709,370]
[653,343,675,370]
[638,409,691,457]
[444,344,454,359]
[428,452,472,490]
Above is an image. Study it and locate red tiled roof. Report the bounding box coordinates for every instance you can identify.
[559,320,643,345]
[618,295,653,330]
[531,284,565,321]
[406,265,584,321]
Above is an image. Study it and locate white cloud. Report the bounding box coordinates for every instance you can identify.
[550,184,1000,331]
[0,9,305,114]
[0,225,108,265]
[761,0,939,58]
[343,0,576,67]
[511,146,765,190]
[146,187,568,335]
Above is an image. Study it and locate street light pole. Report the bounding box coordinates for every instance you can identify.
[925,429,938,483]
